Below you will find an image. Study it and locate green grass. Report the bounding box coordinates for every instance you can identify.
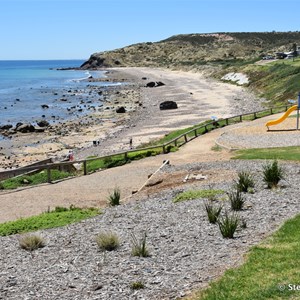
[232,146,300,161]
[173,189,225,203]
[0,206,100,236]
[240,58,300,104]
[0,169,73,190]
[190,213,300,300]
[86,147,170,173]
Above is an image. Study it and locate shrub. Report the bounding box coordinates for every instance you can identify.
[204,201,222,224]
[130,281,145,290]
[218,212,239,239]
[107,188,121,206]
[19,234,45,251]
[95,231,120,251]
[262,160,285,188]
[131,232,150,257]
[228,188,245,211]
[235,171,255,192]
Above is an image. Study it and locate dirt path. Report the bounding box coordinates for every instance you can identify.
[0,127,232,223]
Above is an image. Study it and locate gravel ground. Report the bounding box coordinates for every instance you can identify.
[1,160,300,300]
[217,116,300,149]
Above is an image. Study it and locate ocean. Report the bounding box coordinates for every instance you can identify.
[0,60,112,128]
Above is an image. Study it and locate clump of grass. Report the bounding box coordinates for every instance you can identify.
[204,201,222,224]
[107,188,121,206]
[95,231,120,251]
[211,144,223,152]
[227,187,245,211]
[131,232,150,257]
[262,160,285,189]
[218,212,239,239]
[235,171,255,192]
[173,189,224,203]
[130,281,145,290]
[19,234,45,251]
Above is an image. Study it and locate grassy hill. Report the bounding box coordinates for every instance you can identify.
[81,31,300,104]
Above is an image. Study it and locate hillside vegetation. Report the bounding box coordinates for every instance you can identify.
[81,32,300,104]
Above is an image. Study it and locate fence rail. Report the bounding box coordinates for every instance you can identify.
[0,105,291,183]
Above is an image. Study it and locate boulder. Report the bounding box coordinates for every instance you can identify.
[146,81,156,88]
[41,104,49,109]
[16,123,35,133]
[159,101,178,110]
[146,81,165,88]
[116,107,126,113]
[37,120,50,127]
[0,124,13,131]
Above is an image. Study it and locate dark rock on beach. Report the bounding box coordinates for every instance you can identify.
[0,124,13,131]
[37,120,50,127]
[16,123,35,133]
[160,101,178,110]
[116,106,126,113]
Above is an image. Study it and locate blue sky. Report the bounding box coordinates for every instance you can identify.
[1,0,300,60]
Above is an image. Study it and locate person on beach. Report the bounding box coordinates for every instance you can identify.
[129,137,133,149]
[68,150,74,161]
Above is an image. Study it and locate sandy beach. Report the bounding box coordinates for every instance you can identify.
[0,67,264,170]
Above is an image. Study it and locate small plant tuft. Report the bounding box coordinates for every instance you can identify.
[235,171,255,192]
[131,232,150,257]
[19,234,46,251]
[262,160,285,189]
[204,201,222,224]
[95,231,120,251]
[107,188,121,206]
[228,187,245,211]
[130,281,145,290]
[218,211,239,239]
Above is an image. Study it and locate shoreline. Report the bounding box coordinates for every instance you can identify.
[0,67,264,171]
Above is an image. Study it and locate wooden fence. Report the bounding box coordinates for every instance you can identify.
[0,105,291,183]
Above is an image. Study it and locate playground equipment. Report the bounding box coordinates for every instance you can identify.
[266,92,300,130]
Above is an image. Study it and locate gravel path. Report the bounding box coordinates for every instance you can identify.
[1,160,300,299]
[217,113,300,149]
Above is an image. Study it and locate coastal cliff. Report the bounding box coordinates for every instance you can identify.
[80,32,300,70]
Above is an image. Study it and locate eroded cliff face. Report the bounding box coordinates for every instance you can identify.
[80,32,300,69]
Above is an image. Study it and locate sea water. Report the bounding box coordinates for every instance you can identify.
[0,60,111,128]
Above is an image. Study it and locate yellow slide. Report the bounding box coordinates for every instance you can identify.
[266,105,298,128]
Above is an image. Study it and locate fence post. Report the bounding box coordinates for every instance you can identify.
[83,161,87,175]
[174,139,177,147]
[47,167,51,183]
[184,134,187,143]
[239,115,242,122]
[124,152,128,161]
[226,118,229,125]
[163,145,166,154]
[254,112,257,119]
[194,129,198,137]
[270,108,273,114]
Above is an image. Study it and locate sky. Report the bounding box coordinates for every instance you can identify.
[1,0,300,60]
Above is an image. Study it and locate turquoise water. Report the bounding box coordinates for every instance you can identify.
[0,60,111,127]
